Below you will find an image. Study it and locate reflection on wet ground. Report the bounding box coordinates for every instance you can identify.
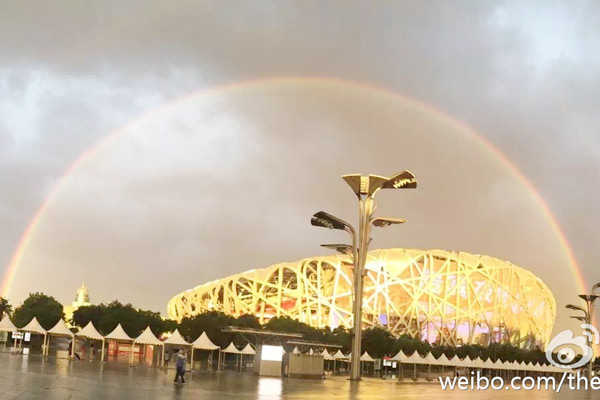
[0,352,596,400]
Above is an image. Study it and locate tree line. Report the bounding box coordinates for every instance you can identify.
[0,293,553,364]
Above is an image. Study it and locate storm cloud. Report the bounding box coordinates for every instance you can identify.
[1,1,599,336]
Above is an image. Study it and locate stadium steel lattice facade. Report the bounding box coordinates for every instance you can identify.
[168,248,556,348]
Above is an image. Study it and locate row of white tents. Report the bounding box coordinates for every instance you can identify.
[2,316,564,375]
[320,348,566,374]
[0,315,255,368]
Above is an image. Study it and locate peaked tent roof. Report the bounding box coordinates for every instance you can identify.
[164,329,190,346]
[105,324,132,341]
[240,343,255,355]
[76,321,104,340]
[456,356,473,367]
[322,349,334,360]
[449,355,462,365]
[412,352,429,365]
[0,316,17,332]
[390,350,406,362]
[222,342,242,354]
[20,317,46,334]
[435,354,454,366]
[511,361,523,370]
[471,357,486,368]
[423,353,438,364]
[192,332,219,350]
[134,326,163,345]
[483,358,495,368]
[47,320,73,336]
[360,352,375,362]
[333,349,349,359]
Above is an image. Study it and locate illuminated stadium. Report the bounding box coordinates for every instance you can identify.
[167,248,556,348]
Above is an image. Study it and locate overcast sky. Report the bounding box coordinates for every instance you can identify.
[1,1,599,335]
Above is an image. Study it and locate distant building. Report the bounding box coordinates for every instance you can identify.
[63,283,91,325]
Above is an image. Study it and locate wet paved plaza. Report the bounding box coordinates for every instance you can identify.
[0,352,597,400]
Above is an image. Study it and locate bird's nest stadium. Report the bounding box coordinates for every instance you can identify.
[167,248,555,349]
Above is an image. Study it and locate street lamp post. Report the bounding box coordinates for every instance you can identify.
[312,171,417,381]
[311,211,358,272]
[566,282,600,378]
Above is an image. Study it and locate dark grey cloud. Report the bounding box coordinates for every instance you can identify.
[1,1,599,337]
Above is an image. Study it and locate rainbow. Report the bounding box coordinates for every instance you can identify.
[0,76,588,300]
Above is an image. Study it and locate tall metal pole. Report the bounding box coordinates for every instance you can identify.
[592,300,597,377]
[316,171,416,381]
[574,293,600,379]
[350,196,374,380]
[587,299,593,379]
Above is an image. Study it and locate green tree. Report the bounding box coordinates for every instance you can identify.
[72,301,171,337]
[178,311,237,347]
[456,344,483,360]
[362,327,396,358]
[235,314,261,329]
[12,292,64,330]
[0,297,12,317]
[323,326,352,352]
[71,304,104,329]
[396,334,423,355]
[264,316,324,341]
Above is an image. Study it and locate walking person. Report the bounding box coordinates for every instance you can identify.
[68,340,81,360]
[174,350,187,384]
[89,343,96,362]
[67,340,81,360]
[164,349,172,367]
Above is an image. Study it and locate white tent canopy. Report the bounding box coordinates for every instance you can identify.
[391,350,425,364]
[449,355,462,366]
[76,321,104,340]
[20,317,46,334]
[240,344,255,355]
[188,332,221,371]
[105,324,132,341]
[134,326,163,346]
[423,353,438,365]
[390,350,406,362]
[472,357,486,369]
[192,332,219,350]
[0,316,17,332]
[333,349,349,360]
[162,329,191,368]
[44,320,73,356]
[222,343,242,354]
[71,322,104,360]
[163,329,190,346]
[512,361,522,371]
[435,354,454,367]
[409,351,428,365]
[129,326,162,365]
[47,320,73,336]
[322,349,334,360]
[360,352,375,362]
